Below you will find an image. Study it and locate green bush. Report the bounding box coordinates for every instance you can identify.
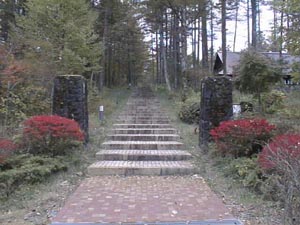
[0,85,50,127]
[178,90,201,124]
[261,90,285,114]
[0,154,67,197]
[224,156,263,190]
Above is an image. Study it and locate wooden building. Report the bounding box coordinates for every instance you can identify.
[213,51,300,84]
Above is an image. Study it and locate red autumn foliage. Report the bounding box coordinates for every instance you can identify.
[210,119,276,157]
[258,134,300,170]
[0,46,27,85]
[0,138,17,164]
[22,115,84,156]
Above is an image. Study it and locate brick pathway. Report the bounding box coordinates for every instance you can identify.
[51,88,242,225]
[52,176,236,224]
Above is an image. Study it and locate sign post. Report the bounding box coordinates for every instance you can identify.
[99,105,104,121]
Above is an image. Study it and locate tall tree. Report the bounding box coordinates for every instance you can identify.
[12,0,101,79]
[143,0,204,90]
[96,0,147,88]
[201,0,209,69]
[0,0,26,42]
[221,0,227,75]
[236,49,280,111]
[284,0,300,55]
[251,0,257,48]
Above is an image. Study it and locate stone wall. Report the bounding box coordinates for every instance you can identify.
[52,75,89,142]
[199,77,233,150]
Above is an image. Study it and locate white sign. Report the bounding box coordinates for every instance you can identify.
[233,104,241,117]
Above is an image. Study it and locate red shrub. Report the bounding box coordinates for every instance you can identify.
[0,139,17,164]
[258,134,300,170]
[22,115,84,156]
[210,119,276,157]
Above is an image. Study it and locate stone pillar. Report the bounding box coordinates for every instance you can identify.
[199,77,233,151]
[52,75,89,142]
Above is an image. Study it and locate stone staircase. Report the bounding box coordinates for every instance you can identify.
[87,88,195,176]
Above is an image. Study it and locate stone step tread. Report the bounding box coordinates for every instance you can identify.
[114,123,171,126]
[117,119,170,120]
[112,128,177,134]
[121,114,167,116]
[112,128,177,131]
[96,150,192,155]
[88,161,195,176]
[103,141,183,145]
[96,150,192,161]
[116,121,170,123]
[88,161,194,169]
[117,118,169,119]
[108,134,180,141]
[108,134,180,137]
[116,122,170,124]
[113,126,173,129]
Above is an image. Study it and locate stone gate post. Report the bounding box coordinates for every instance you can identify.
[199,77,233,151]
[52,75,89,142]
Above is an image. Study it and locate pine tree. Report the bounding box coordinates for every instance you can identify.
[11,0,101,77]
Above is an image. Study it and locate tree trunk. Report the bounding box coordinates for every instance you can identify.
[155,31,160,84]
[251,0,257,48]
[201,1,209,69]
[221,0,227,76]
[180,8,188,85]
[247,0,250,48]
[210,0,214,71]
[173,15,180,89]
[162,46,171,91]
[233,3,239,52]
[159,12,171,91]
[279,2,284,58]
[100,7,109,91]
[197,13,200,63]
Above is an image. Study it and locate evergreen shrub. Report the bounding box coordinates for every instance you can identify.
[0,154,67,197]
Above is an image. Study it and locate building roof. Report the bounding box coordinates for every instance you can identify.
[214,51,300,76]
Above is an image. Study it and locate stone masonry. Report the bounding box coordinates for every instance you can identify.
[199,77,233,149]
[52,75,89,142]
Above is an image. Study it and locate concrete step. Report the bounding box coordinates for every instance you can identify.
[124,103,162,105]
[118,113,167,117]
[112,128,177,134]
[87,161,195,176]
[116,120,170,124]
[96,150,192,161]
[102,141,183,150]
[108,134,180,141]
[122,111,167,114]
[125,105,162,108]
[123,107,165,110]
[113,124,173,129]
[118,116,169,120]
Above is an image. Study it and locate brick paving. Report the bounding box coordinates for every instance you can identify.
[52,176,235,224]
